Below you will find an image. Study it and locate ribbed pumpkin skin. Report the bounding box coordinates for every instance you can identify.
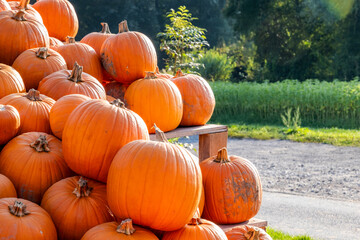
[107,139,202,231]
[0,0,10,11]
[124,74,183,133]
[8,0,43,22]
[0,174,17,198]
[0,10,49,65]
[172,71,215,126]
[50,94,91,139]
[38,67,106,100]
[0,132,73,204]
[0,198,57,240]
[0,63,25,99]
[12,47,67,90]
[0,90,55,134]
[33,0,78,41]
[200,149,263,224]
[225,225,272,240]
[56,41,103,81]
[41,176,115,240]
[80,23,114,57]
[0,105,20,145]
[162,218,227,240]
[62,99,149,182]
[49,37,64,50]
[81,221,159,240]
[101,21,157,85]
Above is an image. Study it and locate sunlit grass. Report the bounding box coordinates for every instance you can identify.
[267,227,315,240]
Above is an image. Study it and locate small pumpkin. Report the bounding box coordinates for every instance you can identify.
[49,36,64,50]
[41,176,115,240]
[0,104,20,145]
[0,174,17,198]
[105,81,128,102]
[81,219,159,240]
[12,47,67,90]
[0,132,73,204]
[32,0,78,41]
[0,63,25,99]
[200,148,262,224]
[80,22,114,57]
[38,62,106,100]
[0,198,57,240]
[124,72,183,133]
[49,94,91,139]
[225,225,272,240]
[0,89,55,134]
[8,0,43,22]
[101,20,157,85]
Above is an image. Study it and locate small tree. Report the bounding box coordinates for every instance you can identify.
[157,6,209,74]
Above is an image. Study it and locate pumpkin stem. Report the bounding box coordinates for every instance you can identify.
[189,217,203,226]
[110,99,126,108]
[244,228,260,240]
[175,69,185,78]
[154,124,168,143]
[118,20,129,33]
[66,36,76,44]
[36,47,50,59]
[72,177,93,198]
[116,219,136,235]
[12,10,27,21]
[68,62,83,83]
[144,71,157,79]
[8,200,30,217]
[19,0,30,10]
[30,135,50,152]
[25,89,42,101]
[214,147,231,163]
[156,66,160,74]
[100,22,111,34]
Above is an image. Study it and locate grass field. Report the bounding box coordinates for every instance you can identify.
[267,228,314,240]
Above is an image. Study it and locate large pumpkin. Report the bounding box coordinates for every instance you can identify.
[0,89,55,134]
[162,217,228,240]
[56,37,103,81]
[0,0,10,11]
[8,0,43,22]
[80,22,114,57]
[0,198,57,239]
[107,126,202,231]
[124,72,183,133]
[32,0,78,41]
[0,174,17,198]
[38,62,106,100]
[41,176,115,240]
[200,148,262,224]
[101,20,157,85]
[172,69,215,126]
[49,94,91,139]
[0,9,49,65]
[12,47,67,90]
[62,99,149,182]
[0,132,73,204]
[81,219,159,240]
[225,225,272,240]
[0,64,25,99]
[0,104,20,144]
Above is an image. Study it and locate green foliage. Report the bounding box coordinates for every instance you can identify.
[168,136,197,152]
[157,6,209,74]
[267,227,315,240]
[281,107,302,134]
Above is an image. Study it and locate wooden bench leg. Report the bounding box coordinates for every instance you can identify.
[199,131,228,162]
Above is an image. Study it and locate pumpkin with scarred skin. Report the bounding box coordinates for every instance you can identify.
[225,225,272,240]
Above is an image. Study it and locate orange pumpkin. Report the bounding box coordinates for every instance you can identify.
[49,36,64,50]
[41,176,115,240]
[172,69,215,126]
[0,174,17,198]
[56,37,103,81]
[101,20,157,85]
[0,63,25,98]
[80,22,114,57]
[38,62,106,100]
[33,0,78,41]
[0,198,57,240]
[124,72,183,133]
[0,104,20,145]
[0,89,55,134]
[8,0,43,22]
[162,217,228,240]
[0,9,49,65]
[0,0,10,11]
[225,225,272,240]
[62,99,149,182]
[107,126,202,231]
[12,47,67,90]
[81,219,159,240]
[49,94,91,139]
[200,148,262,224]
[105,81,128,102]
[155,66,173,79]
[0,132,73,204]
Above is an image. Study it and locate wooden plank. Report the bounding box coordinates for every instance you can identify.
[199,131,228,161]
[149,124,227,140]
[219,218,268,231]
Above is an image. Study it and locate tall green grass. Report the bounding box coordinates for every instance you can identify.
[210,78,360,128]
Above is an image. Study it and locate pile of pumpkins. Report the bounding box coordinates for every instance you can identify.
[0,0,272,239]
